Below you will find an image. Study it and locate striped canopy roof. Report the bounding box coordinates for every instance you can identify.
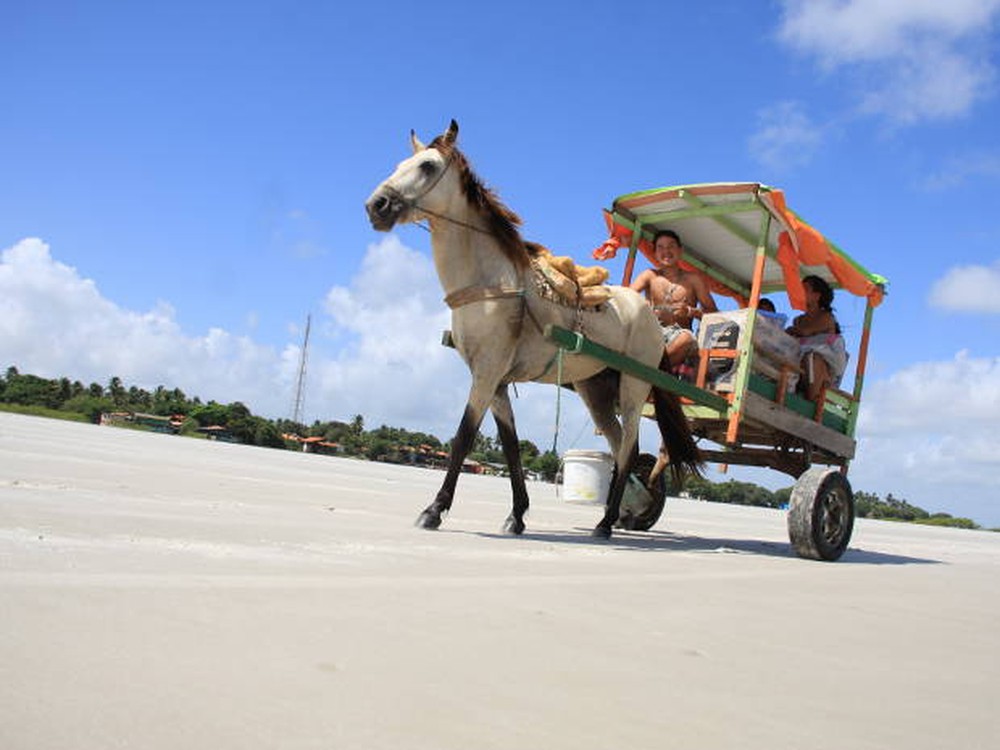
[594,182,887,310]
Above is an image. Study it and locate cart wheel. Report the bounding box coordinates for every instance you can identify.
[616,453,667,531]
[787,467,854,561]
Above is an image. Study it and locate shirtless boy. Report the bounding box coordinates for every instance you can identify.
[630,229,717,367]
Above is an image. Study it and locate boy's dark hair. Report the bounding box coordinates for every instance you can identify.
[652,229,681,246]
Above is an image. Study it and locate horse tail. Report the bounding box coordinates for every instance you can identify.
[652,385,703,489]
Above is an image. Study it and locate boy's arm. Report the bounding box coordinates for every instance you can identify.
[692,275,718,317]
[629,270,652,295]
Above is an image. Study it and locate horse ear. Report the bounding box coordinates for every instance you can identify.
[443,119,459,146]
[410,130,426,153]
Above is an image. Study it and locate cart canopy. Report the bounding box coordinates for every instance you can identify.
[594,182,887,311]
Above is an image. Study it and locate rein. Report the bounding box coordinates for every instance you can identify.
[394,147,577,351]
[398,145,583,445]
[416,206,496,237]
[406,154,497,238]
[399,150,533,314]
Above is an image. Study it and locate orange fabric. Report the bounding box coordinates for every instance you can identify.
[594,189,884,311]
[777,232,806,310]
[769,190,884,308]
[592,236,621,261]
[592,210,636,260]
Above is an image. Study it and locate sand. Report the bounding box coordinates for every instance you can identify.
[2,411,998,750]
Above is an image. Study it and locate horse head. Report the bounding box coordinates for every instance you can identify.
[365,120,528,268]
[365,119,460,231]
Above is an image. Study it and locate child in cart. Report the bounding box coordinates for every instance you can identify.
[630,229,717,376]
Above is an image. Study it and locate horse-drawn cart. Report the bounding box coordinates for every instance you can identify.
[547,182,887,560]
[367,122,886,562]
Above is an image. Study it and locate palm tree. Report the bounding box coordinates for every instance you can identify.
[107,376,125,408]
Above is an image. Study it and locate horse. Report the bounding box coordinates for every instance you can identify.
[365,120,701,538]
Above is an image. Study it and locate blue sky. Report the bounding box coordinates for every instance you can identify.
[4,1,1000,525]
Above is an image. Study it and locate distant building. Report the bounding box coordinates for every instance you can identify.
[197,425,237,442]
[100,411,185,434]
[282,433,342,455]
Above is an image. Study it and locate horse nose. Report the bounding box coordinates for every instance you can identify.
[366,191,399,231]
[370,194,391,217]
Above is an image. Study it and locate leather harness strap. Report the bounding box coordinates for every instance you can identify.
[444,285,525,309]
[442,282,567,382]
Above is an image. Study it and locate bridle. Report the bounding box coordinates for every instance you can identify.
[381,150,495,238]
[381,145,577,382]
[380,149,529,313]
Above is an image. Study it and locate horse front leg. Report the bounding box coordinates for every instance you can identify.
[416,379,497,529]
[416,404,483,529]
[491,385,529,535]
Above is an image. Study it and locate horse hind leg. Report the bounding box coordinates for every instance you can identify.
[575,371,635,538]
[595,375,649,539]
[574,370,624,457]
[596,441,639,539]
[491,386,529,535]
[652,385,702,488]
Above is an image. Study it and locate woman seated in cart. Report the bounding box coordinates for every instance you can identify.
[786,275,848,402]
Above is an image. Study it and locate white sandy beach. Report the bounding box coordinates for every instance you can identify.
[2,411,998,750]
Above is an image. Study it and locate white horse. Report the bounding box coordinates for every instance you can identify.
[365,120,700,538]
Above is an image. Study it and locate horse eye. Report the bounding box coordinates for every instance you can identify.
[419,160,437,177]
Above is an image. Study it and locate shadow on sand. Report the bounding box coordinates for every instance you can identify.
[472,526,940,565]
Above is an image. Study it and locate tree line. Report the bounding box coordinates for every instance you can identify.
[681,476,984,529]
[1,365,987,529]
[0,366,560,478]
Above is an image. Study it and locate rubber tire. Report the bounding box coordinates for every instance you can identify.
[788,467,855,561]
[616,453,668,531]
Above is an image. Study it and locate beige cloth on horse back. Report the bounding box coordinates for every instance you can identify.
[527,244,612,308]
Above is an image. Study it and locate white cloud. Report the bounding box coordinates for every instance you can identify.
[850,351,1000,524]
[747,101,825,171]
[921,151,1000,191]
[0,236,587,454]
[928,260,1000,313]
[7,235,998,524]
[0,238,297,410]
[313,234,593,446]
[267,204,328,259]
[778,0,1000,65]
[858,351,1000,433]
[312,235,467,435]
[776,0,1000,123]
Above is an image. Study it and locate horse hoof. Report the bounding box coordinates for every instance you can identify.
[592,524,613,540]
[616,513,637,531]
[502,516,525,535]
[416,510,442,530]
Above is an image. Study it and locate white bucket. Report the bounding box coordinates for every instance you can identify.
[561,450,614,505]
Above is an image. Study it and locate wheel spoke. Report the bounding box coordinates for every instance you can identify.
[821,492,846,543]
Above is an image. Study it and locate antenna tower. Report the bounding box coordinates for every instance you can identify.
[291,314,311,425]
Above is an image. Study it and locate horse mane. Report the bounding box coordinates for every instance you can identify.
[429,136,530,270]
